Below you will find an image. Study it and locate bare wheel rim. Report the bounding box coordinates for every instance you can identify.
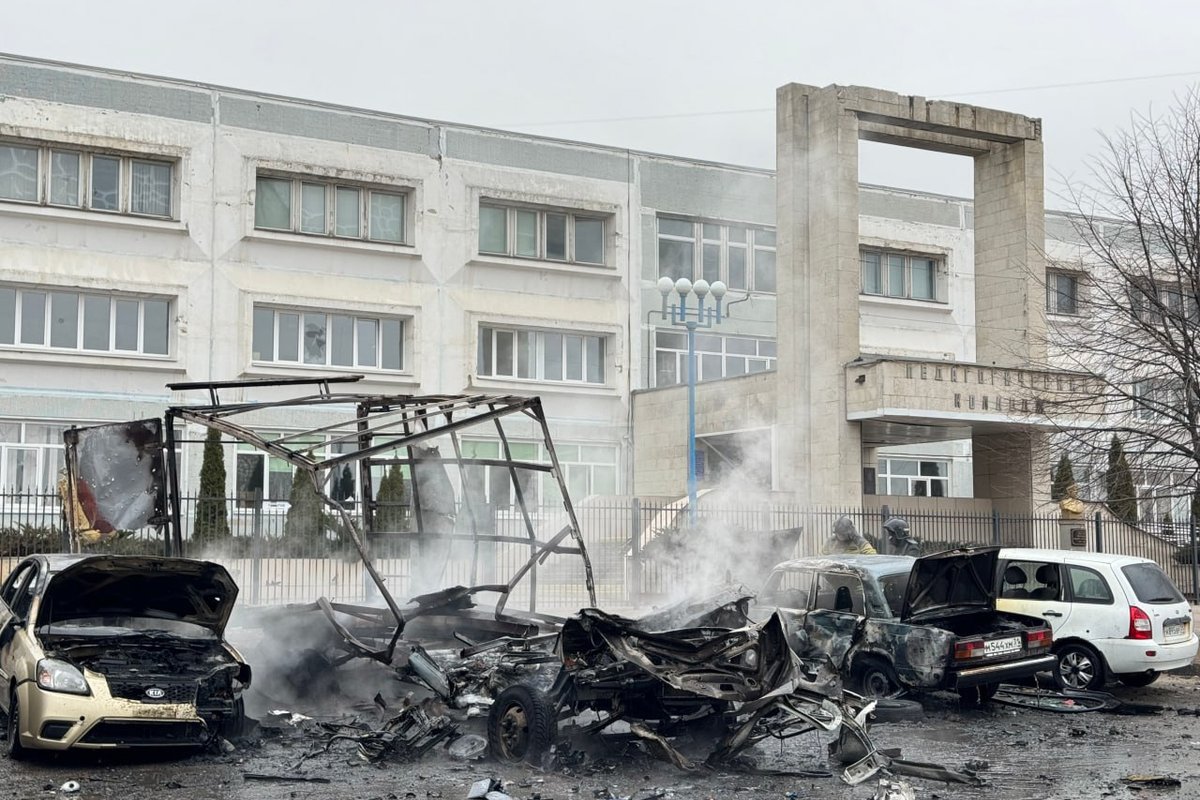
[497,703,529,759]
[863,667,893,698]
[1059,649,1095,689]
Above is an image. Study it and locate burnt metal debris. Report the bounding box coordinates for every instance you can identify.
[60,379,1006,789]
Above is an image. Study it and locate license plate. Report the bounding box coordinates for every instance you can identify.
[984,636,1022,656]
[1165,624,1186,639]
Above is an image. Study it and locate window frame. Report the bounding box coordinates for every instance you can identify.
[656,217,776,294]
[1066,565,1114,605]
[1046,269,1082,316]
[253,172,410,245]
[477,202,608,267]
[0,139,176,219]
[251,305,407,373]
[476,324,608,386]
[653,330,776,387]
[0,285,172,358]
[875,457,950,497]
[860,247,945,302]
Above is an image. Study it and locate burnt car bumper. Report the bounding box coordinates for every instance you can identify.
[951,654,1057,689]
[18,681,212,751]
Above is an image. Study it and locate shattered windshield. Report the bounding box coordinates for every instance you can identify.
[878,572,910,618]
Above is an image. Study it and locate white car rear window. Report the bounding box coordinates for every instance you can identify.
[1121,563,1185,604]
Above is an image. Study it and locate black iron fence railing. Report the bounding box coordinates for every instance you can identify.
[1,491,1195,609]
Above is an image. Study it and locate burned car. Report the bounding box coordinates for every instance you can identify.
[486,594,867,773]
[755,549,1055,701]
[0,554,250,756]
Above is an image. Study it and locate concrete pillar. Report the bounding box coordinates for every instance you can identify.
[775,84,864,506]
[973,139,1048,368]
[972,430,1050,514]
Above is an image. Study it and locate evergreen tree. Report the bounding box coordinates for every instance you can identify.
[1050,453,1075,501]
[284,468,328,549]
[374,466,409,533]
[193,427,230,544]
[1105,435,1139,526]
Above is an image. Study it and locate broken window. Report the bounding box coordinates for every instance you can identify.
[999,560,1061,601]
[253,306,405,372]
[1,140,173,217]
[813,574,866,615]
[759,567,812,609]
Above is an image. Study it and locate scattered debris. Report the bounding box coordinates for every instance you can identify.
[468,779,503,799]
[59,781,81,794]
[991,684,1119,712]
[243,773,333,785]
[448,734,489,761]
[1121,775,1182,789]
[873,778,916,800]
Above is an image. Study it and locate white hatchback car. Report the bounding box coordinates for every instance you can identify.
[996,548,1198,690]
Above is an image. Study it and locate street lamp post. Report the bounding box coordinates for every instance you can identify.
[657,276,727,527]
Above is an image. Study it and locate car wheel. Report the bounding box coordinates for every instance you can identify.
[487,685,555,764]
[1117,671,1160,688]
[868,698,925,723]
[6,689,26,760]
[851,657,900,699]
[219,697,246,740]
[1055,643,1105,691]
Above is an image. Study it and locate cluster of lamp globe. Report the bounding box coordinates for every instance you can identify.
[656,276,728,308]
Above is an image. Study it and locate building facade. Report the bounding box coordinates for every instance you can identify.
[0,56,1109,516]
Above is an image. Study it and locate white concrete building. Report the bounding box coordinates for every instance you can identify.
[0,56,1100,514]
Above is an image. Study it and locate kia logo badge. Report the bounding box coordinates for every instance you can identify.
[145,687,165,700]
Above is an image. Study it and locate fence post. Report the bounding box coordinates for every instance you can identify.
[880,504,891,554]
[630,498,642,607]
[991,509,1001,546]
[250,490,263,607]
[1190,516,1198,603]
[1094,511,1104,554]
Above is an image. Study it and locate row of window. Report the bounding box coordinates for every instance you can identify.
[0,286,169,356]
[653,330,776,387]
[0,143,172,217]
[657,218,777,293]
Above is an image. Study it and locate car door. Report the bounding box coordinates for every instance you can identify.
[0,561,37,698]
[804,570,867,667]
[755,566,814,652]
[996,556,1074,634]
[1063,563,1121,640]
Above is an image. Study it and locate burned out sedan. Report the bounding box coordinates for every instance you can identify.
[756,548,1055,701]
[0,554,250,756]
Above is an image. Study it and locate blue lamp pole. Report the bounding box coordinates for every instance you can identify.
[657,276,727,527]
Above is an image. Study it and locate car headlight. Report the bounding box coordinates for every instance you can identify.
[36,659,90,695]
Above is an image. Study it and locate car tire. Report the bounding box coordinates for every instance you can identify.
[1117,671,1161,688]
[219,697,246,740]
[851,656,900,699]
[6,689,26,761]
[487,685,556,764]
[868,698,924,723]
[1054,642,1106,691]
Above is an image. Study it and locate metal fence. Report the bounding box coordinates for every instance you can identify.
[1,491,1196,609]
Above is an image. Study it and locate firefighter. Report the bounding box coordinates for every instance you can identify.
[883,516,921,556]
[821,515,877,555]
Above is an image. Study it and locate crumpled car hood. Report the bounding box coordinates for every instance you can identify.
[900,546,999,622]
[38,556,239,634]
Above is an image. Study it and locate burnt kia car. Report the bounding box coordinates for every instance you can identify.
[0,554,250,756]
[755,548,1055,701]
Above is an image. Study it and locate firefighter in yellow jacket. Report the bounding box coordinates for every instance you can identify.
[820,515,877,555]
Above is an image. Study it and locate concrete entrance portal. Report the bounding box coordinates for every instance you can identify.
[774,83,1065,512]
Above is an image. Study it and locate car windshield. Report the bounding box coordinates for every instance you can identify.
[1121,563,1185,604]
[877,571,910,618]
[39,616,217,640]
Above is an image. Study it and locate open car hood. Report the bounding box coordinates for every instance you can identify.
[900,547,999,622]
[39,556,239,635]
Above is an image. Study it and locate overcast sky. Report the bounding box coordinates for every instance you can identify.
[2,1,1198,205]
